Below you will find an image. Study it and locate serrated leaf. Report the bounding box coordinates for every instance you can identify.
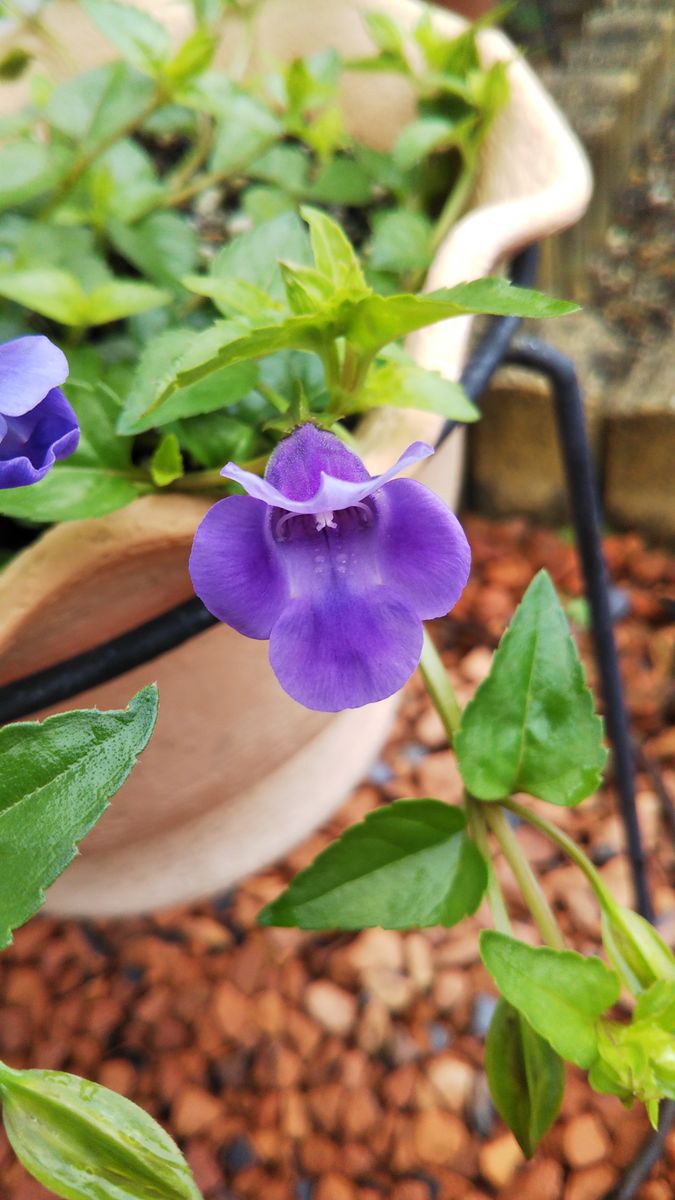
[455,571,607,805]
[356,361,479,421]
[119,317,333,433]
[259,798,487,930]
[207,211,312,311]
[480,932,620,1068]
[485,999,565,1157]
[346,280,578,354]
[119,327,259,433]
[80,0,171,73]
[0,1058,201,1200]
[301,205,367,295]
[0,465,144,521]
[0,687,158,948]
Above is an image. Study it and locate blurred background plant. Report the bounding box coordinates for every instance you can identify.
[0,0,509,547]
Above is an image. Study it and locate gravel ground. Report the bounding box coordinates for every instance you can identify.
[1,515,674,1200]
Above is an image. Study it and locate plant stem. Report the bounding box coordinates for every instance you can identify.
[419,628,462,742]
[485,805,566,950]
[467,797,511,936]
[503,797,618,917]
[40,88,167,216]
[429,153,476,254]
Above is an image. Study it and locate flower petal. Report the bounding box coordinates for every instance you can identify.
[0,336,68,418]
[223,431,434,516]
[189,494,287,638]
[269,584,423,711]
[0,388,79,488]
[266,422,369,498]
[377,478,471,619]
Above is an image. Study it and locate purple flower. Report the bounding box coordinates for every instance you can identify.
[190,423,470,712]
[0,335,79,489]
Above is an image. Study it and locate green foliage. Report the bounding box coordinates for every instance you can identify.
[601,905,675,996]
[80,0,172,75]
[485,999,565,1157]
[0,1061,201,1199]
[0,686,158,949]
[455,571,607,806]
[589,983,675,1126]
[0,0,575,548]
[151,432,184,486]
[259,799,487,930]
[355,360,479,422]
[480,932,620,1069]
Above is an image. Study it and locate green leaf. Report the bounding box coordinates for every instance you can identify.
[88,139,162,222]
[80,0,171,73]
[150,432,184,486]
[346,279,578,355]
[107,212,198,290]
[164,26,216,86]
[301,205,367,295]
[0,269,167,327]
[174,410,258,469]
[0,1058,201,1199]
[304,157,374,206]
[480,932,620,1069]
[206,211,311,311]
[66,351,132,470]
[119,317,332,433]
[259,798,487,930]
[369,209,433,274]
[86,279,169,324]
[45,62,156,151]
[393,116,460,171]
[209,89,281,175]
[120,327,260,433]
[363,10,409,70]
[0,686,158,949]
[485,999,565,1157]
[248,143,309,193]
[0,465,144,522]
[0,142,71,210]
[455,571,607,805]
[0,269,86,324]
[356,361,479,422]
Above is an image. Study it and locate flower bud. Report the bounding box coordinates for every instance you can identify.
[601,904,675,995]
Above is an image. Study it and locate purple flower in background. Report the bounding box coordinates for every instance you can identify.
[0,335,78,489]
[190,423,470,712]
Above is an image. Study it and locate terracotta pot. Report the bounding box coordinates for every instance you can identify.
[0,0,591,916]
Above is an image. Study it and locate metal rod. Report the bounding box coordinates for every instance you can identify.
[504,334,653,922]
[0,598,217,723]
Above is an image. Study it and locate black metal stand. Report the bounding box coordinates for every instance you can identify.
[504,335,653,922]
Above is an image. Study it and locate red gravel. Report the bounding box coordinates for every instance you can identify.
[1,515,673,1200]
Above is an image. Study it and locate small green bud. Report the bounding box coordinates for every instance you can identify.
[601,905,675,995]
